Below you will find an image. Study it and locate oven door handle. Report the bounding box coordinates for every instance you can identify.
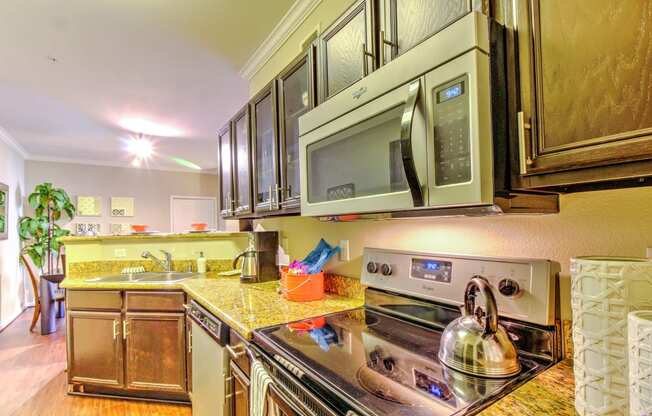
[400,78,424,207]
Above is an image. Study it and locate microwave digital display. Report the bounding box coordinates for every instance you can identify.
[411,258,453,283]
[437,81,464,103]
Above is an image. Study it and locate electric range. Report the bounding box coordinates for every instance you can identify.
[253,248,562,416]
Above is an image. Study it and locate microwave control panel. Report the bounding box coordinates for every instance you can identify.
[433,75,471,186]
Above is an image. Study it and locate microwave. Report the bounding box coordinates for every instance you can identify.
[298,12,557,218]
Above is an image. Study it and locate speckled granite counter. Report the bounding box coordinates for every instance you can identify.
[181,277,362,339]
[478,360,575,415]
[61,271,364,340]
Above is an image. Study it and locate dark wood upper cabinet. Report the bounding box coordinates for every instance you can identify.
[379,0,470,65]
[318,0,376,103]
[277,48,316,210]
[218,124,234,217]
[232,105,253,215]
[251,81,281,213]
[511,0,652,190]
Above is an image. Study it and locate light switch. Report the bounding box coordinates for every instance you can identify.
[114,248,127,258]
[339,240,350,262]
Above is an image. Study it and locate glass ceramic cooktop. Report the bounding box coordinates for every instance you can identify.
[256,308,545,416]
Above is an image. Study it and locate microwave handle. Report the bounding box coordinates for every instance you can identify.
[400,79,424,207]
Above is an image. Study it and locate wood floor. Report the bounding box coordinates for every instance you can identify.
[0,308,191,416]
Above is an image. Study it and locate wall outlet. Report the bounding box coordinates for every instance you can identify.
[339,240,350,262]
[114,248,127,258]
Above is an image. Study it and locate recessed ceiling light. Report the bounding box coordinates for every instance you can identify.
[131,158,142,168]
[120,117,182,137]
[126,136,154,159]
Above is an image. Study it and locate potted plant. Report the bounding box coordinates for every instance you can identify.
[19,182,76,274]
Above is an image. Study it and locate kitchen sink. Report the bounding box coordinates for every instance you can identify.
[85,271,198,284]
[135,272,198,283]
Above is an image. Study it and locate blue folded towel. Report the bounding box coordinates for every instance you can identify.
[302,239,340,274]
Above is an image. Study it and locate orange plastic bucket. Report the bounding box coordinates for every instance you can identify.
[280,267,325,302]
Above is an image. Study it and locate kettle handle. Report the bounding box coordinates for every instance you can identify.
[232,251,246,269]
[464,276,499,336]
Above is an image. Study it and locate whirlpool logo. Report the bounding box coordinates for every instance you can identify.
[352,86,367,99]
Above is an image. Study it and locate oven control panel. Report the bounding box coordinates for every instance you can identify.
[361,248,559,326]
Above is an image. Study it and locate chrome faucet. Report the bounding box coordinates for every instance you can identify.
[141,250,173,272]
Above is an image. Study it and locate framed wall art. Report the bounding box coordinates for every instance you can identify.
[0,183,8,240]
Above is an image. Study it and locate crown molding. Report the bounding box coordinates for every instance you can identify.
[239,0,322,81]
[27,155,218,175]
[0,126,29,159]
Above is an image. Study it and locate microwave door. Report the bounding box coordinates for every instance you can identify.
[299,79,428,217]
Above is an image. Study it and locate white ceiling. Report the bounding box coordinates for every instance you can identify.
[0,0,295,172]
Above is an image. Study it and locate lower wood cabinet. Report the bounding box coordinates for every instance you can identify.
[67,310,124,388]
[66,290,189,402]
[125,312,186,394]
[230,359,250,416]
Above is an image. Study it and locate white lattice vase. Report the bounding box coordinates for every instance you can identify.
[571,257,652,416]
[629,311,652,416]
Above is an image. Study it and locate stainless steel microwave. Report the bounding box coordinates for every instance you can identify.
[298,12,557,218]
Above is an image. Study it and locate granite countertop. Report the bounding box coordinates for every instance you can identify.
[61,271,364,340]
[60,231,249,243]
[478,359,575,415]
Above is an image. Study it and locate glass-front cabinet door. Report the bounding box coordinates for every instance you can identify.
[318,0,375,103]
[232,106,252,215]
[251,82,280,213]
[277,49,315,210]
[217,124,234,217]
[379,0,470,65]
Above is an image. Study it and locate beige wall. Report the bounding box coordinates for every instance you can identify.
[26,161,219,234]
[249,1,652,320]
[258,187,652,319]
[0,140,26,329]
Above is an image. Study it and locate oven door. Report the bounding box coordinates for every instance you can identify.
[299,78,428,217]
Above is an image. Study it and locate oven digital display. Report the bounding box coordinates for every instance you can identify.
[437,81,464,103]
[411,258,452,283]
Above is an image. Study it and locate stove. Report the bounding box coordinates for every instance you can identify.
[253,248,561,416]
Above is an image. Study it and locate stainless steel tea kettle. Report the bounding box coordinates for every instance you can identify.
[233,245,258,281]
[438,276,520,378]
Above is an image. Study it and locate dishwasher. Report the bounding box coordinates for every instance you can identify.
[187,300,231,416]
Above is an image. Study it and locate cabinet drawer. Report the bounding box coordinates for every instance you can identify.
[67,290,122,311]
[228,328,250,377]
[125,291,185,312]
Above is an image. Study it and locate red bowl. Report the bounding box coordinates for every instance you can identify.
[131,225,149,233]
[191,223,208,231]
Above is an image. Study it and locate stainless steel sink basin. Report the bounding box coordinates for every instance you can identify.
[135,272,198,283]
[85,272,198,284]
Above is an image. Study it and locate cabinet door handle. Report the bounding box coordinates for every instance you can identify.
[188,328,192,353]
[361,44,375,76]
[517,111,534,174]
[226,343,246,359]
[122,320,129,340]
[112,320,119,340]
[379,30,398,65]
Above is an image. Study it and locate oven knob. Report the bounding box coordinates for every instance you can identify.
[380,264,392,276]
[498,278,521,297]
[366,262,379,274]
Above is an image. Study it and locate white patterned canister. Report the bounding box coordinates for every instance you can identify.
[629,311,652,416]
[571,257,652,416]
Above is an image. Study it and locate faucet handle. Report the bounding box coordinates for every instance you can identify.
[141,250,151,258]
